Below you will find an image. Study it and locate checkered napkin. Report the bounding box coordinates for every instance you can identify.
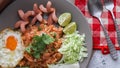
[75,0,120,54]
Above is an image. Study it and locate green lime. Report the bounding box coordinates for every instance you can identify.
[58,13,71,27]
[63,22,77,34]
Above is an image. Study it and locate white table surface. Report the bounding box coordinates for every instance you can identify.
[68,0,120,68]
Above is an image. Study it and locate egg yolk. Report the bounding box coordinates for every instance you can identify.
[6,36,17,51]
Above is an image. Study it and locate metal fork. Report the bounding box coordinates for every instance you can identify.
[87,0,118,60]
[104,0,120,46]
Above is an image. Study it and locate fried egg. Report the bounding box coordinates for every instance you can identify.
[0,28,25,68]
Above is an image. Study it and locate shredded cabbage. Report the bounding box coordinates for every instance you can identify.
[58,31,87,64]
[48,62,80,68]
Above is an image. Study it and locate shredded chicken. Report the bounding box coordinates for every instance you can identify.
[18,24,63,68]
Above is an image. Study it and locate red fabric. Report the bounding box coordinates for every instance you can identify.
[75,0,120,54]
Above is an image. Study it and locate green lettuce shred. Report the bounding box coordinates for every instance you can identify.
[58,31,87,64]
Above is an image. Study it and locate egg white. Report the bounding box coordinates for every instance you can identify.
[0,28,25,68]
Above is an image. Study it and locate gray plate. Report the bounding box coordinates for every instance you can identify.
[0,0,93,68]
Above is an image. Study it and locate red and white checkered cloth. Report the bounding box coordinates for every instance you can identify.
[75,0,120,54]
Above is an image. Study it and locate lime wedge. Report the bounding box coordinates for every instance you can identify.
[63,22,77,34]
[58,13,71,27]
